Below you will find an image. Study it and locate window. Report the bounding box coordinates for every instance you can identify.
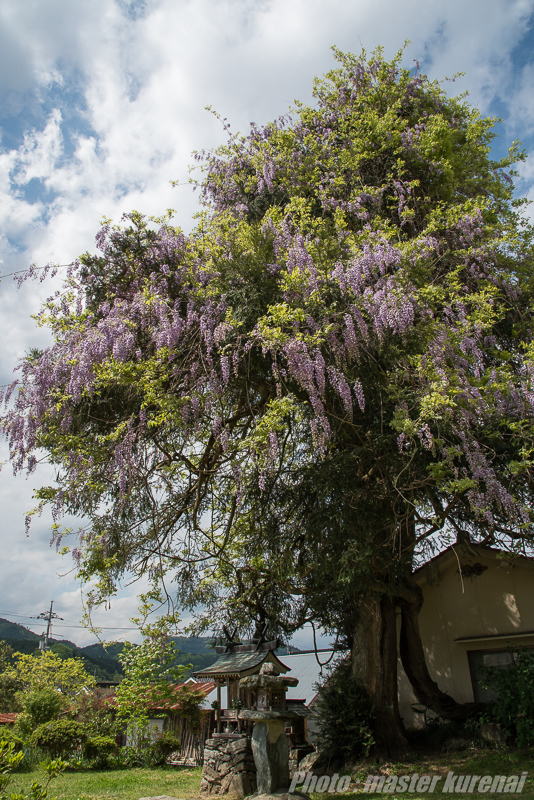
[467,650,515,703]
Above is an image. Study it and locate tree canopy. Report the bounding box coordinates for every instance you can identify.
[114,624,190,739]
[3,651,94,700]
[3,46,534,753]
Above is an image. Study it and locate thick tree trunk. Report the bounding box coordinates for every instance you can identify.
[399,581,482,720]
[351,593,409,757]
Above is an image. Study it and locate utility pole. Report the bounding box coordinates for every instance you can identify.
[33,601,63,652]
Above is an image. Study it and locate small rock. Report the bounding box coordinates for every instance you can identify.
[139,796,186,800]
[251,794,311,800]
[479,723,506,746]
[298,751,321,771]
[443,737,470,752]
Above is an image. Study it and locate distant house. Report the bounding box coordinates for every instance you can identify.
[0,713,18,726]
[398,544,534,727]
[133,681,215,762]
[97,680,215,762]
[275,650,339,743]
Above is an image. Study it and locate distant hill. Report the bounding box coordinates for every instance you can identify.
[0,618,39,641]
[0,618,124,681]
[0,620,307,679]
[170,636,216,655]
[81,642,127,661]
[0,620,218,679]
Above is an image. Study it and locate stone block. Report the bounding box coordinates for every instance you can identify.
[229,752,253,768]
[202,765,220,781]
[220,773,233,792]
[298,750,321,771]
[218,761,232,778]
[204,739,219,748]
[479,723,506,746]
[139,796,186,800]
[229,771,251,798]
[227,737,249,754]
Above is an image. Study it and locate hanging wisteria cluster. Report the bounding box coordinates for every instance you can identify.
[2,47,534,608]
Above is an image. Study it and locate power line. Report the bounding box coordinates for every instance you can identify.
[32,601,63,651]
[0,609,138,632]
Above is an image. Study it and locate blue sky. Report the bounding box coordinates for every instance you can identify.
[1,0,534,647]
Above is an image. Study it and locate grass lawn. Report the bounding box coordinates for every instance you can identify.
[5,764,203,800]
[4,750,534,800]
[317,749,534,800]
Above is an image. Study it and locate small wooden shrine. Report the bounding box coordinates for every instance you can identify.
[198,628,306,798]
[195,628,292,736]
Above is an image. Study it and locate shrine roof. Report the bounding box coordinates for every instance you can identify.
[194,647,290,680]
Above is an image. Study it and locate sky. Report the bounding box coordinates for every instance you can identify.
[1,0,534,648]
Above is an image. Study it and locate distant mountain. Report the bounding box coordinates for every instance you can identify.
[0,618,40,641]
[170,636,216,655]
[0,620,306,679]
[81,642,127,661]
[0,621,218,679]
[0,619,124,681]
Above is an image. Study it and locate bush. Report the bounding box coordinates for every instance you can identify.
[114,746,153,768]
[314,657,374,763]
[0,739,24,777]
[0,728,24,753]
[23,688,63,725]
[82,734,119,768]
[405,715,485,750]
[15,687,64,739]
[31,719,87,759]
[148,731,181,766]
[482,649,534,746]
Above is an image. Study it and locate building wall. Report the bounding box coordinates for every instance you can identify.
[398,549,534,728]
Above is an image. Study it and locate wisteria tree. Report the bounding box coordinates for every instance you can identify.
[3,47,534,754]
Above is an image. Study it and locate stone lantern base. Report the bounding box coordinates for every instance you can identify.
[200,737,257,798]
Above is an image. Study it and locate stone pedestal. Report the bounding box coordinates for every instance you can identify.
[239,710,299,794]
[252,719,288,794]
[200,736,257,798]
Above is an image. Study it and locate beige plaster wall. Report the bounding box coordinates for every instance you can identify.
[398,549,534,728]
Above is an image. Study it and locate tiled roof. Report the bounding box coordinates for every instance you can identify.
[195,649,289,679]
[0,713,18,724]
[93,681,217,712]
[152,681,217,711]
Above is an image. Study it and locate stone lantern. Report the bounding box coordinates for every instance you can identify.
[238,663,300,795]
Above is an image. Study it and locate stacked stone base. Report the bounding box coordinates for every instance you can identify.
[201,737,257,798]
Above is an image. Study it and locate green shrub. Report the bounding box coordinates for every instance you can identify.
[31,719,87,759]
[148,731,181,766]
[15,688,64,739]
[0,728,24,753]
[82,734,118,768]
[482,650,534,746]
[114,746,153,768]
[314,657,375,763]
[23,689,63,725]
[0,739,24,778]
